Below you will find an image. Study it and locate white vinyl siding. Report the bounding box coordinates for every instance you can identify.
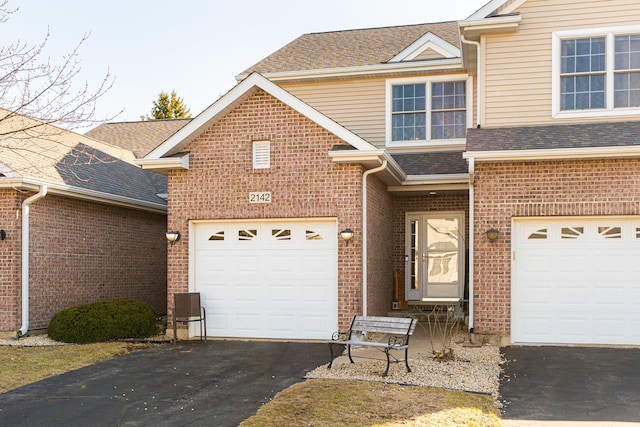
[484,0,640,127]
[280,79,387,147]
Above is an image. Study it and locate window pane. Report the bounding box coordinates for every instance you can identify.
[616,52,630,70]
[591,54,605,72]
[562,93,575,110]
[561,39,575,57]
[591,91,605,108]
[576,92,590,109]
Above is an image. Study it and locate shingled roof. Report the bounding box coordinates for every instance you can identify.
[86,119,191,158]
[466,121,640,151]
[0,112,167,208]
[240,21,460,75]
[392,151,468,175]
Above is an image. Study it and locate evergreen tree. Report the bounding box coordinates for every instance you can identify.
[146,90,191,120]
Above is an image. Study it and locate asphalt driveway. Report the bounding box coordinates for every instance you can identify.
[500,346,640,424]
[0,340,328,427]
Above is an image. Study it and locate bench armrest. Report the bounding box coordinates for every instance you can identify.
[388,335,408,346]
[331,331,349,341]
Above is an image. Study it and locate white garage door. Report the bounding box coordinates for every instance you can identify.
[191,219,338,340]
[513,217,640,345]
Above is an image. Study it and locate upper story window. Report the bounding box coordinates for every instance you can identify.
[553,26,640,118]
[387,76,471,148]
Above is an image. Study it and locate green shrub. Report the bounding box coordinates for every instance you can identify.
[48,299,158,343]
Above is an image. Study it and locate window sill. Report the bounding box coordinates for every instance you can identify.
[553,107,640,120]
[386,139,466,150]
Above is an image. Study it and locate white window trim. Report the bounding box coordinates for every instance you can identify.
[252,140,270,169]
[385,74,473,149]
[552,25,640,119]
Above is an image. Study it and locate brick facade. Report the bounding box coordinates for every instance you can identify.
[473,158,640,337]
[0,190,22,332]
[0,191,167,332]
[166,89,364,330]
[366,175,395,316]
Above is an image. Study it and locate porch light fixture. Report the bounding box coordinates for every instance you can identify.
[0,230,5,241]
[166,230,181,245]
[486,228,499,242]
[340,228,354,245]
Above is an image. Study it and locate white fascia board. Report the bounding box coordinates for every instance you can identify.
[466,0,511,20]
[235,58,463,83]
[403,173,470,185]
[388,183,470,193]
[0,177,167,214]
[329,149,406,182]
[146,73,376,160]
[136,155,190,172]
[458,14,522,37]
[464,146,640,162]
[388,33,461,63]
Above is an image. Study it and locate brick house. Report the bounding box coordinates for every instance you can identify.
[0,112,167,336]
[141,0,640,346]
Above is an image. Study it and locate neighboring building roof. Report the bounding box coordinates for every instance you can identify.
[392,151,468,175]
[0,111,167,211]
[466,122,640,152]
[240,21,461,76]
[85,119,191,158]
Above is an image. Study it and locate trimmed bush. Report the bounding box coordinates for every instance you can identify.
[47,299,158,343]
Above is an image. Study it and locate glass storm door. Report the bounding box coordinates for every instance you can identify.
[405,212,464,301]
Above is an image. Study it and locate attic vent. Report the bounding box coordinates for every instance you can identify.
[252,140,270,169]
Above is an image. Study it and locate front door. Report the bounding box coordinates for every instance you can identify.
[405,212,464,301]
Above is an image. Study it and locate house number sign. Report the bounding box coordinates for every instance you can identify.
[249,192,272,204]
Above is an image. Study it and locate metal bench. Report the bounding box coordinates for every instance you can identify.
[327,315,416,376]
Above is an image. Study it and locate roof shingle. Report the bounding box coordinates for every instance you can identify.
[392,151,467,175]
[466,122,640,151]
[86,119,191,158]
[241,21,460,76]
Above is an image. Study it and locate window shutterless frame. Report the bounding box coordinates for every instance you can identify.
[385,74,473,149]
[552,25,640,119]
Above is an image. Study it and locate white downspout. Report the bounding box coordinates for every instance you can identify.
[460,34,481,331]
[18,185,48,337]
[467,158,475,331]
[460,35,482,128]
[361,159,387,317]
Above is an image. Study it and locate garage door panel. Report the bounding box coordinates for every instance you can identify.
[513,217,640,345]
[192,220,338,340]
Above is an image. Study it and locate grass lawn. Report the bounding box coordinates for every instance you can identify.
[241,379,501,427]
[0,342,152,393]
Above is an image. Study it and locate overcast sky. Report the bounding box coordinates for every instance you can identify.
[0,0,487,126]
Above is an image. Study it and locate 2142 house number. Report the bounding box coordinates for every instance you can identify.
[249,192,272,204]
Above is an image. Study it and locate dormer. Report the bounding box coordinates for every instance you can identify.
[388,32,461,63]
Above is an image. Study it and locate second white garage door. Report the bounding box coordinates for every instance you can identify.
[191,219,338,340]
[512,217,640,346]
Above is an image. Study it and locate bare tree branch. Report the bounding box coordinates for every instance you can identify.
[0,0,120,140]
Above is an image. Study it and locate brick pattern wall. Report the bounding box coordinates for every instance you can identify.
[392,193,469,302]
[0,190,23,331]
[167,89,364,331]
[473,158,640,336]
[366,175,395,316]
[0,192,167,332]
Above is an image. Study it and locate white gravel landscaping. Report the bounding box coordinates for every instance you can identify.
[306,333,504,403]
